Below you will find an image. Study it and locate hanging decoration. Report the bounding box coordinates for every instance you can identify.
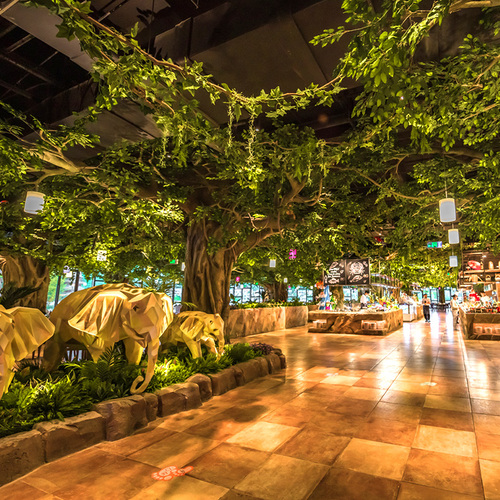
[24,191,45,214]
[288,249,297,260]
[449,255,458,267]
[448,229,460,245]
[181,262,185,271]
[96,250,108,262]
[269,259,276,268]
[439,198,456,223]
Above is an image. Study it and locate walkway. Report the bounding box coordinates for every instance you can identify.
[2,311,500,499]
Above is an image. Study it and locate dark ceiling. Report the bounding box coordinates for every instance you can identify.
[0,0,484,155]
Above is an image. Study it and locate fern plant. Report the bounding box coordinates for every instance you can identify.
[0,283,40,309]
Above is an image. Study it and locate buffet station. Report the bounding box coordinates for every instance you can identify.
[459,305,500,340]
[309,308,403,335]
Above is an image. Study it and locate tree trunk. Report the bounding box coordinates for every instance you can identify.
[182,221,238,325]
[0,254,50,312]
[263,282,288,302]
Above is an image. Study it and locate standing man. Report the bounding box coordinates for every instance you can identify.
[450,294,460,325]
[422,294,431,322]
[360,291,370,309]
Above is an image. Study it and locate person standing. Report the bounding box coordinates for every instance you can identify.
[360,291,370,309]
[422,294,431,322]
[450,294,460,325]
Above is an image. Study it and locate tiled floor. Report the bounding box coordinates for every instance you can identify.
[4,311,500,499]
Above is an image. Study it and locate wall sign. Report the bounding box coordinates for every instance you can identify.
[324,260,345,285]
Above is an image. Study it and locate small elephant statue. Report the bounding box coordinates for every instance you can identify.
[43,284,173,394]
[160,311,224,359]
[0,305,55,398]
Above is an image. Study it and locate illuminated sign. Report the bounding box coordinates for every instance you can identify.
[427,241,442,249]
[288,249,297,260]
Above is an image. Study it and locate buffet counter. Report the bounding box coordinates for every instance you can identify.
[309,308,403,336]
[459,308,500,340]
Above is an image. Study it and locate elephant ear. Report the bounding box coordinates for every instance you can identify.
[179,314,204,340]
[69,291,127,340]
[0,306,15,351]
[6,307,55,360]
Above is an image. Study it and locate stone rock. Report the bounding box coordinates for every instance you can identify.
[170,382,202,410]
[142,392,158,421]
[285,306,308,328]
[208,367,238,395]
[264,353,282,373]
[226,307,286,338]
[155,387,186,417]
[93,395,148,441]
[0,430,44,486]
[254,356,270,377]
[278,354,287,369]
[34,411,105,462]
[186,373,212,402]
[233,358,265,385]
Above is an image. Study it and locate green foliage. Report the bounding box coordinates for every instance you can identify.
[224,342,256,364]
[0,283,40,309]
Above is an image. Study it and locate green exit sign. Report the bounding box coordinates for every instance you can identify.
[427,241,443,249]
[169,259,178,264]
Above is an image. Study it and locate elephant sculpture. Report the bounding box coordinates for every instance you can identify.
[160,311,224,359]
[43,284,173,394]
[0,305,55,398]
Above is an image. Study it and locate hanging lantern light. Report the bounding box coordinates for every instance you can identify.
[24,191,45,214]
[181,262,185,271]
[448,229,460,245]
[449,255,458,267]
[284,277,288,283]
[96,250,108,262]
[269,259,276,268]
[439,198,456,223]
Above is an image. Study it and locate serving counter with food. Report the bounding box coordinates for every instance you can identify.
[309,307,403,335]
[459,302,500,340]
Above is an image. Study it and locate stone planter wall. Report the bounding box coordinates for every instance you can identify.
[0,350,286,487]
[226,306,308,338]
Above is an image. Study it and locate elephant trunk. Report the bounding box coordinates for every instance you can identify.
[130,337,159,394]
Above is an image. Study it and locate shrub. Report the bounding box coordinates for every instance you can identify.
[250,342,274,356]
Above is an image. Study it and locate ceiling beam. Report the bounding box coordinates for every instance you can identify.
[0,50,58,85]
[0,76,32,99]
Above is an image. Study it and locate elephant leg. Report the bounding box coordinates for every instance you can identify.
[184,338,202,358]
[123,338,143,365]
[42,332,67,371]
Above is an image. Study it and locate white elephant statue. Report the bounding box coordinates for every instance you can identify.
[0,305,55,398]
[160,311,224,359]
[43,284,173,394]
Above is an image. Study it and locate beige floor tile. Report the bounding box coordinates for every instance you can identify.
[342,386,386,401]
[128,431,220,468]
[397,482,482,499]
[226,421,298,452]
[334,438,411,480]
[403,449,482,496]
[187,443,270,488]
[320,374,361,386]
[413,425,477,457]
[424,395,471,412]
[129,475,228,500]
[480,458,500,500]
[234,454,328,500]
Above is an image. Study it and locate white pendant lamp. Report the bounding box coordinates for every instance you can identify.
[449,255,458,267]
[96,250,108,262]
[448,228,460,245]
[269,259,276,268]
[284,277,288,283]
[24,191,45,214]
[181,262,185,271]
[439,198,456,223]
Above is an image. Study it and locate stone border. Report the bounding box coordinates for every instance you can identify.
[0,350,286,487]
